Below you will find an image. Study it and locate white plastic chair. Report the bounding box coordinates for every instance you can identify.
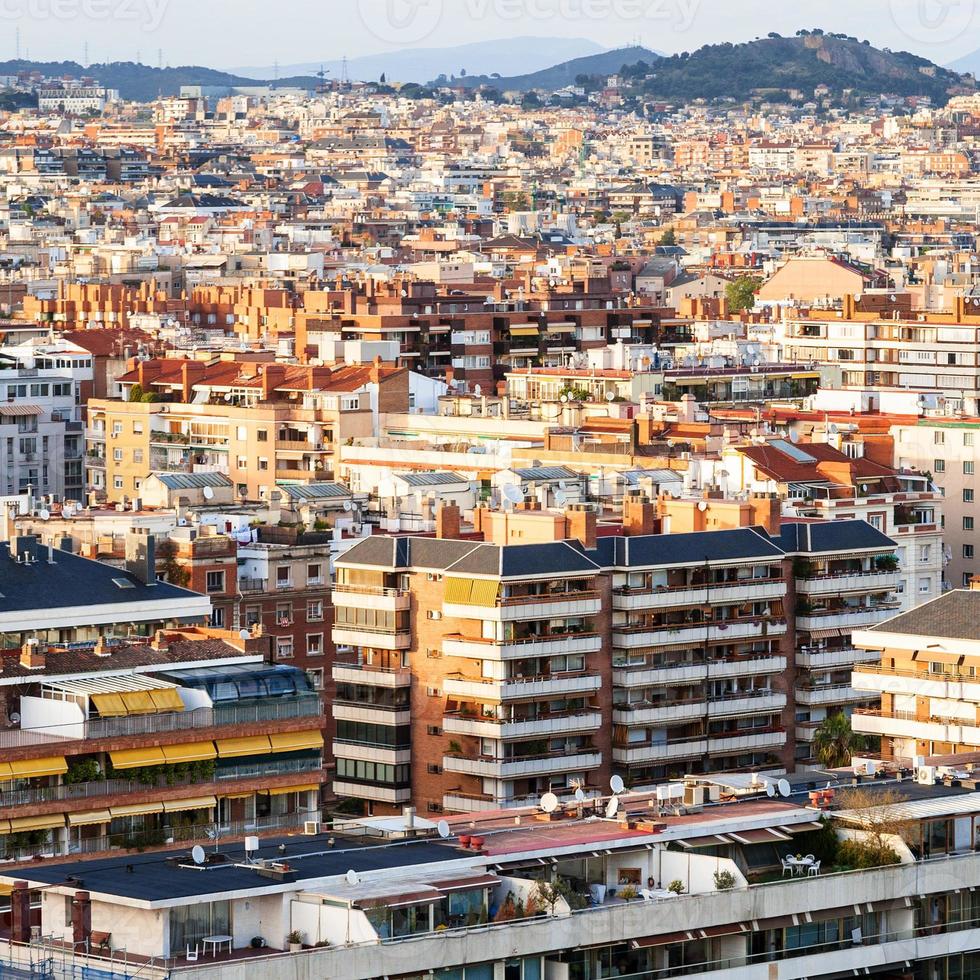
[781,857,794,877]
[186,945,199,962]
[808,860,821,877]
[804,854,815,862]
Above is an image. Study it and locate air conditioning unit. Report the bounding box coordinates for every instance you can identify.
[303,821,321,835]
[917,765,936,786]
[683,784,706,808]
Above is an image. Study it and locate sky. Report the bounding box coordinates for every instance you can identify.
[5,0,979,68]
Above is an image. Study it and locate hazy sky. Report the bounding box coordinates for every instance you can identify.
[7,0,979,68]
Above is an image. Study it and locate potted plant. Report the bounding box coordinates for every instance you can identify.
[287,930,303,952]
[667,880,685,895]
[713,870,737,891]
[618,885,638,901]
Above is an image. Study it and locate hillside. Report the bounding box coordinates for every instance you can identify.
[230,37,607,85]
[449,45,660,92]
[0,60,321,102]
[631,34,972,105]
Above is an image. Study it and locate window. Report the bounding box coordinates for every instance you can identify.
[966,461,975,476]
[205,570,225,594]
[133,449,143,464]
[307,633,323,656]
[276,602,292,625]
[276,637,294,659]
[918,577,931,594]
[308,599,323,621]
[426,725,442,736]
[935,431,946,445]
[113,448,123,462]
[209,606,225,628]
[257,457,268,471]
[307,563,323,585]
[967,432,975,448]
[427,764,442,774]
[306,668,323,690]
[966,517,974,531]
[133,422,143,435]
[236,426,247,441]
[236,456,247,470]
[966,489,975,503]
[276,566,291,588]
[257,429,268,442]
[965,545,975,560]
[868,514,883,531]
[244,606,261,627]
[935,459,946,473]
[113,476,123,490]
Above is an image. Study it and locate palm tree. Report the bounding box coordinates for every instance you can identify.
[812,712,866,768]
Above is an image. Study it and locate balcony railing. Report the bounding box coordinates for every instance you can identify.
[0,697,323,750]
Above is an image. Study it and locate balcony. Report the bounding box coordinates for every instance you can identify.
[613,701,705,726]
[332,740,411,767]
[613,618,787,649]
[332,584,411,612]
[613,663,708,688]
[442,672,602,702]
[709,691,786,718]
[442,710,603,740]
[614,738,707,764]
[0,697,323,751]
[332,780,411,804]
[442,750,602,779]
[707,729,785,754]
[275,467,331,482]
[332,662,412,688]
[443,592,601,622]
[332,701,411,727]
[612,579,785,611]
[442,632,602,662]
[851,665,980,703]
[796,570,901,596]
[796,605,901,632]
[798,646,880,670]
[853,709,980,746]
[794,684,872,707]
[333,626,412,651]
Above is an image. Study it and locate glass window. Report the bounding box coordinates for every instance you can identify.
[169,901,230,953]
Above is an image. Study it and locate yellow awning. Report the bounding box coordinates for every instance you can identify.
[148,689,184,712]
[546,324,576,333]
[7,757,68,779]
[0,820,10,834]
[444,577,499,607]
[218,792,253,801]
[0,763,13,780]
[9,815,64,832]
[161,742,217,764]
[509,326,540,337]
[163,796,216,813]
[110,802,164,818]
[215,735,272,758]
[91,693,127,717]
[120,691,156,715]
[68,810,111,827]
[267,783,319,796]
[110,747,166,769]
[0,883,12,896]
[269,731,324,754]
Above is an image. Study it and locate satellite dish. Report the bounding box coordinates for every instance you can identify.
[503,484,524,505]
[38,509,50,521]
[605,391,616,402]
[575,788,586,803]
[864,760,876,776]
[540,792,559,814]
[191,845,206,865]
[345,869,361,886]
[766,783,776,798]
[202,486,214,500]
[474,384,482,396]
[610,774,625,795]
[777,779,791,798]
[605,796,619,819]
[789,429,800,444]
[343,500,353,512]
[437,819,451,839]
[697,501,708,512]
[554,490,567,507]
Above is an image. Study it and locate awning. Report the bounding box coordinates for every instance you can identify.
[149,689,184,712]
[120,691,156,714]
[6,757,68,779]
[0,821,10,834]
[218,791,254,800]
[0,405,42,417]
[163,796,217,813]
[631,931,695,949]
[443,577,500,607]
[697,923,750,938]
[91,693,127,717]
[110,802,164,818]
[269,730,324,754]
[0,883,12,896]
[266,784,318,796]
[779,822,825,835]
[356,889,442,910]
[802,628,843,640]
[68,810,111,827]
[508,326,540,337]
[215,735,272,758]
[753,914,800,930]
[9,815,65,832]
[675,834,733,849]
[161,742,217,764]
[110,747,167,769]
[432,874,500,893]
[727,828,791,845]
[545,324,576,334]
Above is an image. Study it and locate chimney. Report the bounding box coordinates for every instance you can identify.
[124,529,156,586]
[10,882,31,944]
[623,491,656,537]
[566,504,597,550]
[471,503,488,539]
[150,629,168,651]
[71,891,92,953]
[748,492,782,535]
[370,354,384,385]
[20,639,44,670]
[435,502,461,540]
[94,635,111,658]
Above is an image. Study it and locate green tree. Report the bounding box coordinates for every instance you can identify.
[128,383,144,402]
[725,275,760,312]
[812,712,866,768]
[658,226,676,246]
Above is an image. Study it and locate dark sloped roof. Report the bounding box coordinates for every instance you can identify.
[614,527,783,568]
[778,520,896,556]
[867,590,980,639]
[396,472,469,488]
[151,472,233,491]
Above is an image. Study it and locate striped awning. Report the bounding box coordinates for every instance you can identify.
[269,730,324,754]
[68,810,111,827]
[4,757,68,780]
[0,405,42,417]
[111,802,164,818]
[444,577,500,607]
[163,796,217,813]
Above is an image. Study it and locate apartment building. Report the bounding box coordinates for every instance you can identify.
[86,357,408,502]
[0,342,92,499]
[852,586,980,763]
[329,497,897,815]
[716,438,943,608]
[892,417,980,590]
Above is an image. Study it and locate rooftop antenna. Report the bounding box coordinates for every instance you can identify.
[341,55,349,86]
[157,48,163,70]
[83,41,89,67]
[15,26,19,61]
